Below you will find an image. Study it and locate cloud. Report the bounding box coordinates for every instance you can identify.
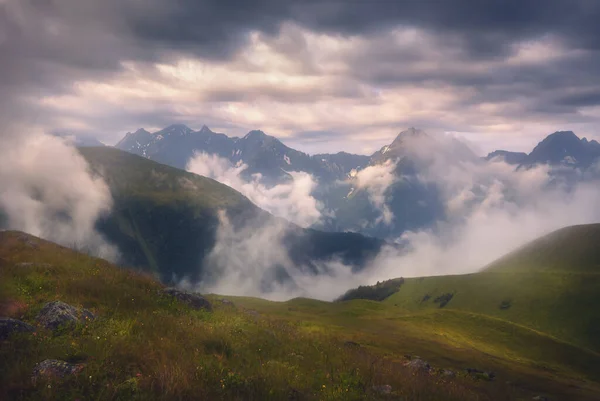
[186,152,324,227]
[352,160,398,225]
[369,181,600,282]
[0,1,119,260]
[188,210,367,301]
[0,134,118,260]
[188,135,600,301]
[5,0,600,154]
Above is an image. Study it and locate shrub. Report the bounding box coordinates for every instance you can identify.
[336,278,405,302]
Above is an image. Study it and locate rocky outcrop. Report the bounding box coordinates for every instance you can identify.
[32,359,85,384]
[36,301,95,331]
[0,317,35,340]
[163,288,212,312]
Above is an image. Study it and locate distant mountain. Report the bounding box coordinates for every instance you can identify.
[332,128,478,238]
[485,150,528,165]
[115,125,368,183]
[526,131,600,168]
[78,147,384,290]
[487,131,600,169]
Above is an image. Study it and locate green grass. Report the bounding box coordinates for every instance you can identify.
[373,225,600,352]
[2,231,600,400]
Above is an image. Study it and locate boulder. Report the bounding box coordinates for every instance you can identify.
[32,359,85,384]
[163,288,212,312]
[36,301,95,331]
[220,299,234,307]
[0,317,35,340]
[372,384,392,394]
[441,369,456,378]
[405,358,431,372]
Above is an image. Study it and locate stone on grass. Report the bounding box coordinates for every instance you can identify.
[163,288,213,312]
[405,358,431,372]
[32,359,85,384]
[220,299,234,306]
[372,384,392,394]
[0,317,35,340]
[36,301,95,331]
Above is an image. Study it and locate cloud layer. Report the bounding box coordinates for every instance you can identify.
[0,134,118,260]
[4,0,600,154]
[190,134,600,301]
[186,152,324,227]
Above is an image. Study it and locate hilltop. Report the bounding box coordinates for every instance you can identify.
[340,224,600,353]
[2,231,600,400]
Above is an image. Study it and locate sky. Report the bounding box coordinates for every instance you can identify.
[3,1,600,155]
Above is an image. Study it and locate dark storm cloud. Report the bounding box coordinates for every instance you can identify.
[127,0,600,58]
[4,0,600,147]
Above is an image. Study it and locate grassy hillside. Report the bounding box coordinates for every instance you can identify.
[78,147,383,284]
[2,231,600,400]
[341,224,600,353]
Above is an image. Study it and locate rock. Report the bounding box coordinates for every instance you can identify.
[220,299,234,306]
[441,369,456,378]
[532,396,549,401]
[0,317,35,340]
[32,359,85,384]
[36,301,95,331]
[465,368,495,381]
[405,358,431,372]
[372,384,392,394]
[245,309,260,317]
[163,288,212,312]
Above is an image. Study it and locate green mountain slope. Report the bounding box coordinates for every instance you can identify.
[79,147,383,285]
[341,224,600,352]
[2,232,600,400]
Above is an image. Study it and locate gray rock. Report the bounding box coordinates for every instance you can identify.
[0,317,35,340]
[163,288,212,312]
[372,384,392,394]
[36,301,95,331]
[441,369,456,378]
[32,359,85,384]
[405,358,431,372]
[220,299,234,306]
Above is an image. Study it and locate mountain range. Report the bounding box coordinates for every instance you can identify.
[116,124,369,184]
[112,126,600,239]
